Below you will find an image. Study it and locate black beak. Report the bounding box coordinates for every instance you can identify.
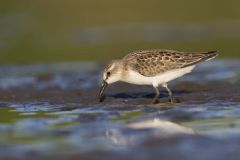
[99,80,108,102]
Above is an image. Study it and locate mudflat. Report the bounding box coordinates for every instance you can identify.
[0,60,239,160]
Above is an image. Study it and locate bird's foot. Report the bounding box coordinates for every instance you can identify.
[99,95,106,102]
[169,97,174,103]
[168,97,180,103]
[151,98,159,104]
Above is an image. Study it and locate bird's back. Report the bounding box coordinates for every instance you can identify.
[123,49,218,77]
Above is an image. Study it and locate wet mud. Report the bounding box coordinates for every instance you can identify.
[0,60,239,160]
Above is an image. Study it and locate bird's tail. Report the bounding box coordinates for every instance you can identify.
[202,51,218,61]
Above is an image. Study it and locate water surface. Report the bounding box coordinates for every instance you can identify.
[0,60,240,159]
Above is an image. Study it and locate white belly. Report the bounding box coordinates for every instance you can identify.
[123,65,195,86]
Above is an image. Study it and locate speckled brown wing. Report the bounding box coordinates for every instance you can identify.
[123,49,217,77]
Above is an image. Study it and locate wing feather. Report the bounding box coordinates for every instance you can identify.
[123,49,217,77]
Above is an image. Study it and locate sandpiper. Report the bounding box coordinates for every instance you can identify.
[99,49,218,103]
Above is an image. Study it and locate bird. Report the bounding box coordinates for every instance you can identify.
[99,49,218,104]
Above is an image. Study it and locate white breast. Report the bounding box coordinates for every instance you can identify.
[122,65,195,86]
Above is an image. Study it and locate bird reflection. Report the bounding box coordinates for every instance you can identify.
[106,118,195,146]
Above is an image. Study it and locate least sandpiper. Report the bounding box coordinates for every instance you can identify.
[99,49,218,103]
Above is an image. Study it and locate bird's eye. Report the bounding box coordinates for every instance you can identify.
[107,72,111,77]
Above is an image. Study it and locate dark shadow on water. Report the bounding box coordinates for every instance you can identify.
[108,90,191,99]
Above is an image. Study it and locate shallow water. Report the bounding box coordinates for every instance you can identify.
[0,60,240,160]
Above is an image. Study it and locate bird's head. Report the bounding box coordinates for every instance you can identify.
[99,60,122,102]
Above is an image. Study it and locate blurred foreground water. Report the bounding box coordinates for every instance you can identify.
[0,60,240,160]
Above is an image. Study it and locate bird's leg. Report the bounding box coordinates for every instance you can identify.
[152,85,160,104]
[162,83,173,103]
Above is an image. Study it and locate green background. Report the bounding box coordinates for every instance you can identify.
[0,0,239,63]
